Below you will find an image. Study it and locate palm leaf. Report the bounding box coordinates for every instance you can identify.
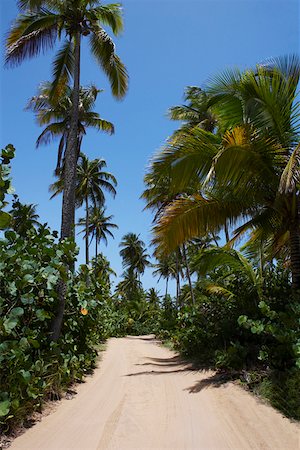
[36,121,66,146]
[83,113,114,134]
[279,141,300,193]
[50,39,75,100]
[88,4,124,35]
[5,10,59,66]
[90,26,128,98]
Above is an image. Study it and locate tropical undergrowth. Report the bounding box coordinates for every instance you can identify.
[154,260,300,420]
[0,146,120,432]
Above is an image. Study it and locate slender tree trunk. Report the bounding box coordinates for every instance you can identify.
[289,195,300,292]
[165,276,169,298]
[224,220,230,243]
[212,232,219,247]
[95,233,98,259]
[85,195,89,265]
[175,253,180,308]
[51,32,81,341]
[290,223,300,291]
[182,243,195,306]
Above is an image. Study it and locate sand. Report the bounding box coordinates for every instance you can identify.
[9,335,299,450]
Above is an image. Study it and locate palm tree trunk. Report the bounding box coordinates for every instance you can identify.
[165,276,169,298]
[175,254,180,308]
[51,32,81,341]
[85,195,89,265]
[95,235,98,259]
[290,198,300,292]
[182,243,195,306]
[290,222,300,291]
[224,220,230,243]
[212,232,219,247]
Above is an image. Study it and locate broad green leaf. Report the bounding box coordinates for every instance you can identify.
[19,370,31,383]
[36,309,50,321]
[0,211,11,229]
[0,400,10,417]
[3,317,18,333]
[10,307,24,318]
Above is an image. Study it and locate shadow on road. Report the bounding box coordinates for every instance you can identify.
[185,371,238,393]
[125,355,195,377]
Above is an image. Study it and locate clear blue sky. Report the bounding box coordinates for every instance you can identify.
[0,0,299,295]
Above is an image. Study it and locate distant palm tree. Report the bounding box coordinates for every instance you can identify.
[51,153,117,264]
[10,198,40,236]
[91,253,116,285]
[152,254,177,298]
[168,86,217,133]
[146,288,160,307]
[78,206,118,259]
[119,233,151,279]
[27,83,114,174]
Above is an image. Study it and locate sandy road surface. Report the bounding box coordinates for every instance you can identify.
[10,335,299,450]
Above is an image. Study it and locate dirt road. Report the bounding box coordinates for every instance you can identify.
[10,335,299,450]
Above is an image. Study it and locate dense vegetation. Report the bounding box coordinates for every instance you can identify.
[141,56,300,420]
[1,0,299,435]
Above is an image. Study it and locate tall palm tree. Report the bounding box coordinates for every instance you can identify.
[27,83,114,174]
[6,0,127,239]
[6,0,128,339]
[119,233,151,279]
[78,206,118,259]
[51,153,117,265]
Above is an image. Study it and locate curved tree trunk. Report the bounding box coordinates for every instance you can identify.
[182,243,195,306]
[51,32,81,341]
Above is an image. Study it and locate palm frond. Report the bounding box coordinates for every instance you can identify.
[90,26,128,98]
[5,10,59,66]
[192,247,257,286]
[279,141,300,193]
[83,113,114,134]
[36,121,66,146]
[50,39,75,100]
[153,194,246,254]
[88,4,124,35]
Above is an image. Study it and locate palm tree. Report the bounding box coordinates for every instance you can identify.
[119,233,151,279]
[10,198,40,236]
[191,247,262,301]
[152,254,177,298]
[6,0,128,339]
[51,153,117,265]
[27,83,114,174]
[78,206,118,259]
[115,269,143,302]
[152,56,300,292]
[146,287,160,307]
[168,86,217,134]
[6,0,127,239]
[91,253,116,285]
